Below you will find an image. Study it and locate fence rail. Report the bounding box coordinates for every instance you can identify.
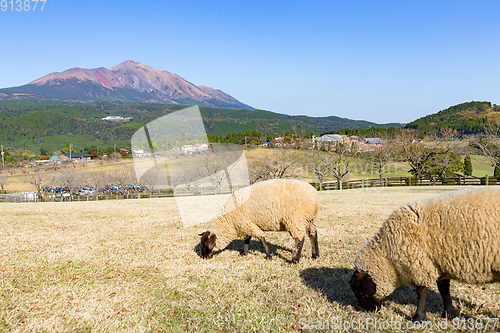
[1,176,497,203]
[311,175,499,191]
[0,190,175,203]
[0,185,250,203]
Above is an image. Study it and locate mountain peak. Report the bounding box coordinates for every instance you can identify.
[5,61,253,109]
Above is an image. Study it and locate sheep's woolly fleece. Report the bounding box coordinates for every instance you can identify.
[208,179,318,251]
[354,186,500,299]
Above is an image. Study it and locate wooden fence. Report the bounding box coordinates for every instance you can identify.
[0,190,175,203]
[311,175,499,191]
[1,176,498,203]
[0,185,249,203]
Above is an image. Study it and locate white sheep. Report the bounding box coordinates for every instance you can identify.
[349,187,500,322]
[199,179,319,263]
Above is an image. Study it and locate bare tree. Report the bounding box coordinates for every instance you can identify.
[29,173,46,201]
[140,167,164,192]
[322,140,360,190]
[366,140,395,180]
[302,150,329,190]
[113,166,136,189]
[6,165,17,176]
[194,146,236,193]
[471,122,500,170]
[182,169,202,193]
[249,141,297,183]
[88,172,109,200]
[394,130,439,180]
[198,154,227,193]
[0,174,9,194]
[57,169,84,197]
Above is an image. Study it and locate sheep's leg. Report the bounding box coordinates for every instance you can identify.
[309,229,319,260]
[258,236,272,260]
[437,279,457,318]
[412,286,429,322]
[241,237,251,256]
[291,237,305,264]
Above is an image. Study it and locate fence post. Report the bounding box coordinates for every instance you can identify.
[486,175,489,186]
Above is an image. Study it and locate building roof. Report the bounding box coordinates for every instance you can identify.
[48,156,59,161]
[364,138,385,145]
[318,134,343,142]
[62,153,92,158]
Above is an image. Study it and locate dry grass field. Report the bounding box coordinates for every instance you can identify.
[1,186,499,332]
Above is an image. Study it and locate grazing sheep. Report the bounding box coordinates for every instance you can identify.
[198,179,319,263]
[349,187,500,322]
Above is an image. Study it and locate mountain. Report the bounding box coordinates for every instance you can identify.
[0,101,401,151]
[0,60,253,109]
[405,101,499,134]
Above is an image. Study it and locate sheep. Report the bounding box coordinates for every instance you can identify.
[349,187,500,322]
[198,179,319,263]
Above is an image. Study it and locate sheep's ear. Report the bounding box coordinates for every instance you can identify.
[357,271,376,296]
[350,270,375,295]
[349,270,363,290]
[207,232,217,251]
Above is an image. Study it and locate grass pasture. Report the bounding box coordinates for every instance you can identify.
[1,186,500,332]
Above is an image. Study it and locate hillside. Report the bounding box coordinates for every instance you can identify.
[0,101,398,152]
[405,101,500,134]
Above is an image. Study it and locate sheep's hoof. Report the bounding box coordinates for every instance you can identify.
[240,251,248,256]
[265,254,272,260]
[312,254,319,260]
[441,310,457,319]
[412,313,427,323]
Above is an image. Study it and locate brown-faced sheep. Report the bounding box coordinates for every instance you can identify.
[349,187,500,322]
[199,179,319,263]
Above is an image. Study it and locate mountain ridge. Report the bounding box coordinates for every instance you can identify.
[1,60,253,110]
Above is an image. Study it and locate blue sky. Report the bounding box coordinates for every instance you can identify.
[1,0,499,124]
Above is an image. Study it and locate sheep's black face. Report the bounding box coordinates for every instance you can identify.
[198,231,217,259]
[349,270,382,312]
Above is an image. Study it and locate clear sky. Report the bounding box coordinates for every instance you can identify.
[1,0,499,124]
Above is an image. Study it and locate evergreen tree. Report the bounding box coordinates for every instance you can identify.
[463,155,473,176]
[494,163,500,178]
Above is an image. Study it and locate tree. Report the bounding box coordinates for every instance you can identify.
[113,167,136,189]
[0,174,9,194]
[88,172,108,200]
[57,169,83,198]
[29,173,46,201]
[322,140,360,190]
[395,129,453,180]
[463,155,473,176]
[62,142,75,154]
[471,123,500,170]
[426,151,464,179]
[140,166,169,192]
[365,140,394,180]
[495,163,500,178]
[302,150,329,190]
[248,139,298,183]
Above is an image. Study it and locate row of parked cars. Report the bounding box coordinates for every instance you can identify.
[42,185,148,196]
